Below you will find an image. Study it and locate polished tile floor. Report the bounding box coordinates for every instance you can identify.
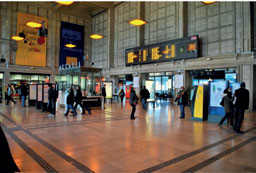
[0,99,255,172]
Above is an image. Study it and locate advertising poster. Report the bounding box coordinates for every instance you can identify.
[29,85,36,100]
[133,76,140,88]
[174,74,183,88]
[43,85,49,103]
[16,12,47,67]
[37,85,42,101]
[210,81,226,107]
[103,82,112,99]
[145,80,154,99]
[194,85,204,118]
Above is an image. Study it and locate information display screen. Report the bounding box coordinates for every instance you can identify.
[125,35,198,66]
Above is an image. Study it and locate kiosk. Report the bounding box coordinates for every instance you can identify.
[28,84,37,106]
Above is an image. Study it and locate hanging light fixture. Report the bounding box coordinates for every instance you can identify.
[26,21,42,28]
[11,36,24,41]
[11,31,26,41]
[89,34,104,40]
[65,43,76,48]
[55,1,74,5]
[202,1,216,5]
[128,19,147,26]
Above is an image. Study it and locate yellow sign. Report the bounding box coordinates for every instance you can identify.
[194,85,204,118]
[66,57,77,65]
[16,12,47,67]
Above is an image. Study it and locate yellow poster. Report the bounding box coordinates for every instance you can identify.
[16,12,47,67]
[194,85,204,119]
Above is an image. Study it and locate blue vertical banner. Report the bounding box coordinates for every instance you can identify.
[59,22,84,66]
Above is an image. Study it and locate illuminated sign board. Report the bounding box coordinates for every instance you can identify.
[125,35,199,66]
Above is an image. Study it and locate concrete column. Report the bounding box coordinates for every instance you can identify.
[137,2,145,47]
[50,74,55,83]
[240,64,254,110]
[4,71,10,86]
[107,7,115,68]
[50,10,57,68]
[183,70,192,90]
[176,2,188,38]
[84,17,92,67]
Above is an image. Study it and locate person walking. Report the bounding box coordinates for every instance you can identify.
[74,86,91,115]
[130,87,138,120]
[47,84,55,117]
[21,83,27,107]
[233,82,249,133]
[102,84,106,103]
[0,125,20,172]
[119,89,125,104]
[175,86,188,119]
[140,86,150,109]
[6,85,16,105]
[64,88,77,116]
[218,87,234,128]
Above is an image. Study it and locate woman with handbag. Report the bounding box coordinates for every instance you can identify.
[130,87,138,120]
[218,87,234,128]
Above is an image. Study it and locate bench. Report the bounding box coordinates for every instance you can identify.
[147,99,155,108]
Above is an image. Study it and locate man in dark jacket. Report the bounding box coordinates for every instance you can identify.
[175,86,188,119]
[130,87,138,120]
[0,125,20,172]
[47,84,55,117]
[140,86,150,109]
[233,82,249,133]
[64,88,77,116]
[74,86,91,115]
[102,84,106,103]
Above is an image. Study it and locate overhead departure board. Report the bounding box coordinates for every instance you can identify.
[125,35,199,66]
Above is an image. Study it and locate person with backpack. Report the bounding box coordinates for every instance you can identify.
[6,85,16,105]
[140,86,150,109]
[130,87,139,120]
[119,89,125,104]
[218,87,234,128]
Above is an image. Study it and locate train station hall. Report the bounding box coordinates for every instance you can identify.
[0,1,256,172]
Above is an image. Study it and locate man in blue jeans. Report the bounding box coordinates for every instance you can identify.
[20,83,27,107]
[175,86,188,119]
[140,86,150,109]
[64,88,77,116]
